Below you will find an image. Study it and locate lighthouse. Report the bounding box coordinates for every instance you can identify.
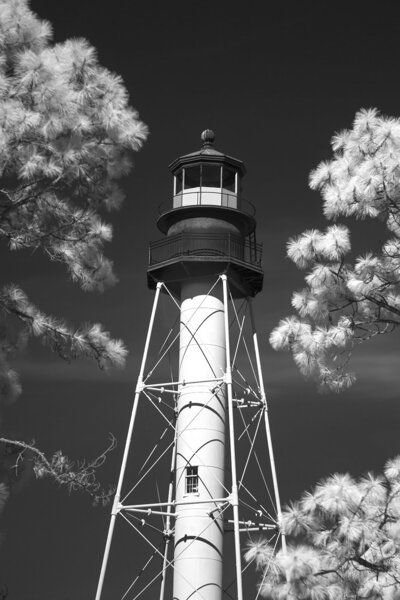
[95,132,285,600]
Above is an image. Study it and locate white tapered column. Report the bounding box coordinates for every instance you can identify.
[172,279,227,600]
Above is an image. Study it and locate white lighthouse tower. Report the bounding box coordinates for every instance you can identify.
[95,131,285,600]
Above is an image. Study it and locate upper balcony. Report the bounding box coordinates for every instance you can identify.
[149,232,262,266]
[147,232,264,297]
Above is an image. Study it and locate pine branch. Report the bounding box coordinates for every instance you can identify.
[0,285,127,369]
[0,435,117,506]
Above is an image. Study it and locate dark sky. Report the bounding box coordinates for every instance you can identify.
[2,1,400,599]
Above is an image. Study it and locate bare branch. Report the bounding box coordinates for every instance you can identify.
[0,435,117,506]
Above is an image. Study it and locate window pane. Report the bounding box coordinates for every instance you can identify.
[185,466,199,494]
[222,167,236,192]
[184,166,200,189]
[201,164,220,188]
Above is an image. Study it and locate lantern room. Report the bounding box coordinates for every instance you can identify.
[170,129,243,208]
[157,129,255,237]
[169,129,244,210]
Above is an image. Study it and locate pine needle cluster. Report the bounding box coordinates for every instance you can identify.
[0,0,148,403]
[270,108,400,391]
[246,457,400,599]
[0,0,148,507]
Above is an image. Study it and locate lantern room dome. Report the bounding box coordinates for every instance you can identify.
[168,130,246,177]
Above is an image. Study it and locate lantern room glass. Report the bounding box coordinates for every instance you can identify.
[173,164,238,208]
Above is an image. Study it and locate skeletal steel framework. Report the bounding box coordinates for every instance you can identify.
[96,130,286,600]
[95,274,286,600]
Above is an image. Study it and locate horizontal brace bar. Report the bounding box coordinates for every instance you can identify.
[121,498,230,510]
[145,388,178,396]
[225,527,278,533]
[234,400,264,408]
[121,501,173,509]
[233,398,261,404]
[143,377,225,390]
[122,507,176,518]
[175,497,230,507]
[225,519,276,529]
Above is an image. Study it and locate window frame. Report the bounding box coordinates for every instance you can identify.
[185,465,199,495]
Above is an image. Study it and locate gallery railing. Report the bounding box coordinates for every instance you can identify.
[148,233,262,268]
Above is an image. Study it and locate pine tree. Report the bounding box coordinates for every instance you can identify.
[246,457,400,600]
[270,108,400,392]
[0,1,147,495]
[250,110,400,598]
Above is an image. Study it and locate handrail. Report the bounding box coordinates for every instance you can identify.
[148,232,262,268]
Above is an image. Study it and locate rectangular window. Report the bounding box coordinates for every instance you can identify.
[185,466,199,494]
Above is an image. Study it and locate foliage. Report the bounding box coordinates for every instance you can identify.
[0,435,117,506]
[246,457,400,600]
[270,108,400,391]
[0,0,148,508]
[0,0,148,405]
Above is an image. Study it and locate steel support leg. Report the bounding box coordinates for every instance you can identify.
[248,299,286,554]
[95,282,164,600]
[221,275,243,600]
[159,425,177,600]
